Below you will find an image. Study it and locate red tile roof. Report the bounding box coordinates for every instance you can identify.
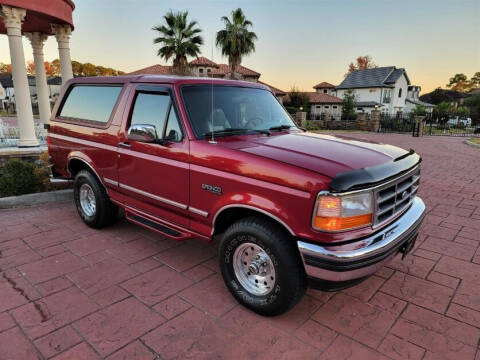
[127,64,173,75]
[257,81,286,96]
[210,63,260,77]
[313,81,335,89]
[306,92,342,104]
[128,58,261,79]
[189,57,219,67]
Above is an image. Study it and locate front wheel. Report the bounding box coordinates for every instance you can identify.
[219,217,306,316]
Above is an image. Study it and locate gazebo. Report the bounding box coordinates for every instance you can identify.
[0,0,74,147]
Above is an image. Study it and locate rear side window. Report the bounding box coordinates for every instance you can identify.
[59,85,122,124]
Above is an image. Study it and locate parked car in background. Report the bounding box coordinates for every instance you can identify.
[448,116,472,126]
[48,75,425,315]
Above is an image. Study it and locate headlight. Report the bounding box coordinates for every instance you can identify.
[313,191,373,232]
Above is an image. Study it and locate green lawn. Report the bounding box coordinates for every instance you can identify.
[469,137,480,145]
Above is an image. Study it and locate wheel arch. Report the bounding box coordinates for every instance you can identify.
[212,204,295,237]
[67,155,104,188]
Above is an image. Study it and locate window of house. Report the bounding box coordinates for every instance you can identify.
[207,68,211,73]
[333,106,337,109]
[323,89,327,93]
[315,105,321,109]
[59,85,122,124]
[199,68,204,74]
[398,88,402,97]
[383,90,392,104]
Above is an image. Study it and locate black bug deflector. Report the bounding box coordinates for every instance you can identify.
[329,150,421,193]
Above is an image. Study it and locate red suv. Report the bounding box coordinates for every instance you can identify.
[48,75,425,315]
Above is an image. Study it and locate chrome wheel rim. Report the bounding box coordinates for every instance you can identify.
[79,183,96,217]
[233,242,275,296]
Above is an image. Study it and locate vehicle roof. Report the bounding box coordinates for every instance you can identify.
[66,74,270,91]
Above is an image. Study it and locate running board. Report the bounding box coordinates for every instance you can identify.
[125,212,191,240]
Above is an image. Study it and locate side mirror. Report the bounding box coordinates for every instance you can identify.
[127,124,157,143]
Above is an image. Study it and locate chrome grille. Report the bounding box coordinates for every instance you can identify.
[373,166,420,226]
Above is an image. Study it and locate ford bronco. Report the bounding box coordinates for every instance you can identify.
[48,75,425,315]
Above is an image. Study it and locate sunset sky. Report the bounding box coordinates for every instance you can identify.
[1,0,479,94]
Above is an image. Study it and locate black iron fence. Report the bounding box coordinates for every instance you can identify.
[423,117,479,137]
[306,112,480,137]
[378,113,415,133]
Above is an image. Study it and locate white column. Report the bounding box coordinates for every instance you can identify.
[0,5,39,147]
[51,24,73,84]
[25,32,51,124]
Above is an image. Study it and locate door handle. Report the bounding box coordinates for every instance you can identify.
[118,142,131,148]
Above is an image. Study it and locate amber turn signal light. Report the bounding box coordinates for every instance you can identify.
[313,192,373,232]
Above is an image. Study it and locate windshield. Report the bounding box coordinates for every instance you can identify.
[181,85,297,138]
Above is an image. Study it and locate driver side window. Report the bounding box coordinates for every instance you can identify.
[130,92,170,138]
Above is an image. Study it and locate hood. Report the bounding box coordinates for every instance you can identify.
[218,132,409,179]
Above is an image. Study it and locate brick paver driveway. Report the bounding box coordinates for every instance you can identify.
[1,133,479,359]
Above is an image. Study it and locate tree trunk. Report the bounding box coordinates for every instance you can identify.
[228,56,239,79]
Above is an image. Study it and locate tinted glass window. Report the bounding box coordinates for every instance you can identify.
[130,92,171,137]
[182,85,296,138]
[165,107,182,142]
[60,85,122,123]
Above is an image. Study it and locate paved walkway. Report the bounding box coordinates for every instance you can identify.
[1,134,479,360]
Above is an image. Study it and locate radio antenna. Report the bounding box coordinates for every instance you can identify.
[209,31,216,144]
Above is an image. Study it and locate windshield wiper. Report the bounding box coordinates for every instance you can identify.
[203,128,270,138]
[269,124,307,132]
[269,125,295,131]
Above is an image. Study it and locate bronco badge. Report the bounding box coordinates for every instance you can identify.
[202,183,222,195]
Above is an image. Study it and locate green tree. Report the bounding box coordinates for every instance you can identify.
[470,72,480,88]
[464,94,480,125]
[341,90,357,119]
[216,8,257,79]
[153,11,203,74]
[455,106,470,118]
[412,105,427,116]
[447,73,473,92]
[51,59,61,76]
[71,60,83,76]
[287,86,310,110]
[434,101,454,123]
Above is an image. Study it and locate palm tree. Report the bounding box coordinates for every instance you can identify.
[216,8,257,79]
[153,11,203,74]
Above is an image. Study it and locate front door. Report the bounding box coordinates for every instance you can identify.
[117,85,189,227]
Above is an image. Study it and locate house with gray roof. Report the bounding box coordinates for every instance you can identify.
[334,66,411,114]
[405,86,434,113]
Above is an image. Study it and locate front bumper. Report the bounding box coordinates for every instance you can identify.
[297,196,425,283]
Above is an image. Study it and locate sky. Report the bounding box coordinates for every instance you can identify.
[0,0,479,94]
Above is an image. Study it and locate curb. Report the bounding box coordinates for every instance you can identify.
[0,189,73,209]
[464,140,480,148]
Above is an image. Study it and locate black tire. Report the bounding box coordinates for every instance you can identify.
[73,170,118,228]
[219,216,307,316]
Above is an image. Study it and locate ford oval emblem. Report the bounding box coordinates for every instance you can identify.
[401,190,409,199]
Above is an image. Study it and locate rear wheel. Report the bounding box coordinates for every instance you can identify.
[219,217,306,316]
[73,170,118,228]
